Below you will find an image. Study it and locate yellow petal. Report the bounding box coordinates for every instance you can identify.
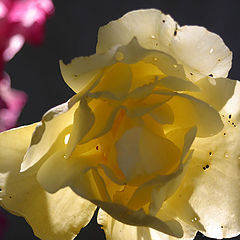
[66,99,95,157]
[80,99,120,144]
[21,100,78,172]
[0,125,96,240]
[190,77,236,111]
[37,155,112,203]
[92,62,132,100]
[161,100,240,238]
[95,202,183,238]
[222,81,240,121]
[154,91,223,137]
[97,9,231,81]
[170,26,232,81]
[98,209,197,240]
[149,103,174,124]
[159,76,199,92]
[116,127,181,182]
[97,9,176,54]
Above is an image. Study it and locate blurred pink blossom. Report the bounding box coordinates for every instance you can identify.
[0,73,27,131]
[0,0,54,133]
[0,0,54,78]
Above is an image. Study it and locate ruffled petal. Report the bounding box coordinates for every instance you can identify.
[36,147,183,238]
[62,37,188,96]
[154,91,223,137]
[98,209,197,240]
[97,9,176,54]
[0,125,96,240]
[66,99,95,157]
[96,9,232,81]
[21,98,78,172]
[190,77,236,111]
[160,84,240,239]
[116,127,181,181]
[170,26,232,81]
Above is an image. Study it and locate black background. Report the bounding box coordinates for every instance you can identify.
[2,0,240,239]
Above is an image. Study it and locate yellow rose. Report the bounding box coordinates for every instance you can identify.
[0,9,240,240]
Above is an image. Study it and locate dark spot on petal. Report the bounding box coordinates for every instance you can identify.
[162,19,165,23]
[74,74,78,77]
[96,146,99,150]
[221,226,223,228]
[218,59,221,61]
[203,164,210,170]
[190,72,193,75]
[229,114,232,119]
[209,74,213,77]
[223,132,226,136]
[209,152,212,156]
[174,24,178,36]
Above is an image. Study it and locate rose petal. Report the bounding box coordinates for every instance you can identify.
[116,127,181,181]
[160,84,240,238]
[97,9,176,54]
[153,91,223,137]
[98,209,197,240]
[170,26,232,81]
[97,9,231,81]
[190,77,236,111]
[21,98,78,172]
[0,124,96,240]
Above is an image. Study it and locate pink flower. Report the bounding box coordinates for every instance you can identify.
[0,0,54,131]
[0,73,27,131]
[0,0,54,79]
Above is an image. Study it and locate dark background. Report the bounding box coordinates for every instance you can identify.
[2,0,240,239]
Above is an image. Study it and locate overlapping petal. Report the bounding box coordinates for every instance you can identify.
[0,124,96,240]
[98,209,197,240]
[96,9,232,81]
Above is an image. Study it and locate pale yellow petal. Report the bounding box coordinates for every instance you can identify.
[116,127,181,182]
[80,99,120,144]
[128,128,196,216]
[97,9,176,54]
[98,209,197,240]
[170,26,232,81]
[0,125,96,240]
[36,145,183,237]
[161,107,240,238]
[66,99,95,158]
[60,53,111,94]
[223,80,240,121]
[190,77,236,111]
[149,103,174,124]
[154,91,223,137]
[95,201,183,238]
[21,100,78,172]
[158,76,199,92]
[37,155,112,203]
[92,62,132,100]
